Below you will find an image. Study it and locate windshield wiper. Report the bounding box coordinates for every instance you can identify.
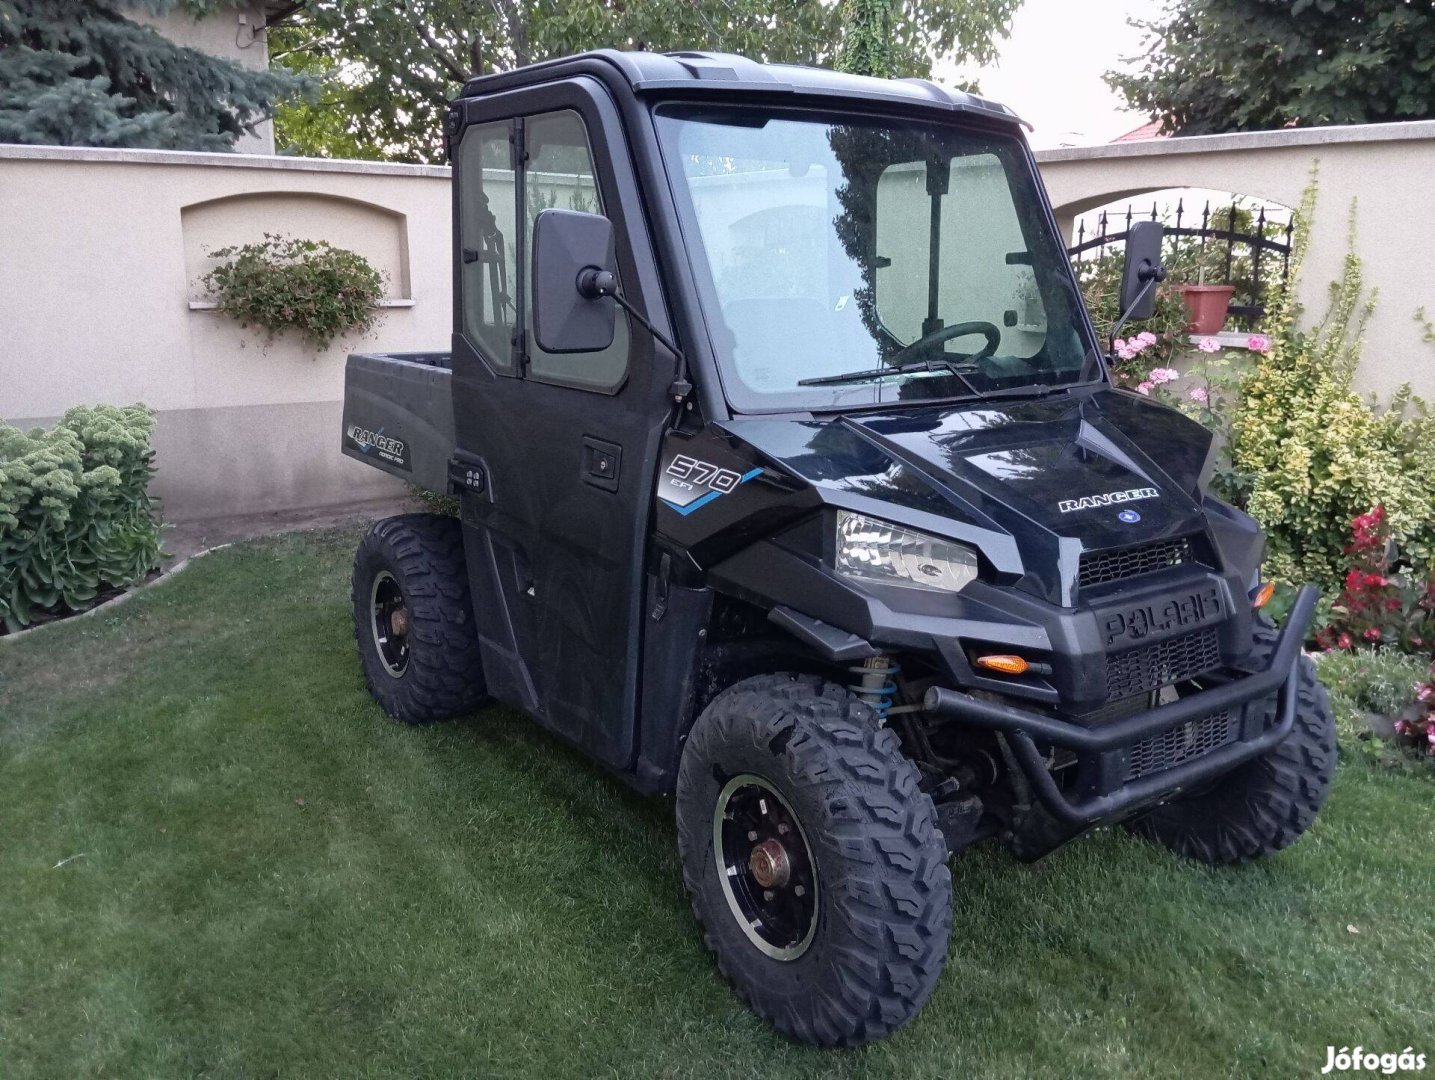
[797,358,984,392]
[798,359,1083,404]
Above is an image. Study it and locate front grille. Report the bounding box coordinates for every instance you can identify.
[1126,710,1237,781]
[1106,627,1222,700]
[1079,537,1195,589]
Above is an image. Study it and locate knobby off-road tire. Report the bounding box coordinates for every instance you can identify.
[351,514,486,724]
[1126,621,1336,865]
[676,673,952,1047]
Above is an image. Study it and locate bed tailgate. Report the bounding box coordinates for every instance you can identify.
[341,352,455,492]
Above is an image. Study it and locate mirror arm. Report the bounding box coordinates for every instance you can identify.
[578,269,692,401]
[1106,263,1168,358]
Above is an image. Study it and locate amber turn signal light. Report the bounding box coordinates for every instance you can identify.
[1251,581,1276,609]
[975,654,1030,676]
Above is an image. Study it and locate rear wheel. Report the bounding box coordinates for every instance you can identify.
[1125,622,1336,865]
[676,674,952,1047]
[351,513,487,724]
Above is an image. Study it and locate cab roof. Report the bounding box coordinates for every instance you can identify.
[457,49,1024,128]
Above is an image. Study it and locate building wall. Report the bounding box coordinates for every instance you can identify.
[0,145,451,520]
[1035,121,1435,402]
[133,2,277,154]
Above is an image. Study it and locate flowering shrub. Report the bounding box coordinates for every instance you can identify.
[1228,185,1435,591]
[1076,250,1192,384]
[0,406,163,632]
[1314,506,1435,654]
[1131,344,1254,504]
[1392,664,1435,757]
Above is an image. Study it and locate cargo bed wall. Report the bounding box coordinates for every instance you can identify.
[341,352,455,493]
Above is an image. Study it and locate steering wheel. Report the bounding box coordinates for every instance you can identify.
[887,320,1002,368]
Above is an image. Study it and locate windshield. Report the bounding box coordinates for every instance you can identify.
[655,105,1097,412]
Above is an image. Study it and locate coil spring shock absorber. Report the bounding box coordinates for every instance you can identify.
[850,654,899,724]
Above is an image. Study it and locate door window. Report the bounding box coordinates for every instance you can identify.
[522,110,630,393]
[458,122,518,371]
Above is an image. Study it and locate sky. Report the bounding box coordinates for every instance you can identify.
[941,0,1166,149]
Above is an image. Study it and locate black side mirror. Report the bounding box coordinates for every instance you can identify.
[532,208,617,354]
[1118,220,1165,320]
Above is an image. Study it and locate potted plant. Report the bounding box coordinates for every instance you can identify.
[1177,239,1234,335]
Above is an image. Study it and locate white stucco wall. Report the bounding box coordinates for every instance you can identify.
[0,146,451,520]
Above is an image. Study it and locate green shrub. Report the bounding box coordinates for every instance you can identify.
[201,234,385,350]
[408,485,459,518]
[0,405,163,632]
[1230,187,1435,592]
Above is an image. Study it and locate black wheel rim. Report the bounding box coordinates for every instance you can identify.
[712,774,819,961]
[370,570,410,677]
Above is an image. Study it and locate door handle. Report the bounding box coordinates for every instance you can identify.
[581,435,622,492]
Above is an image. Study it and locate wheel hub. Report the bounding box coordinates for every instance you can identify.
[748,839,790,889]
[713,774,818,961]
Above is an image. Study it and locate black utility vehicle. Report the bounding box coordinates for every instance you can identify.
[342,50,1335,1047]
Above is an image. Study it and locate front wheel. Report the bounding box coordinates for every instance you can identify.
[676,674,952,1047]
[1125,623,1337,865]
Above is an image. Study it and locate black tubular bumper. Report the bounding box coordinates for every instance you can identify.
[922,586,1320,825]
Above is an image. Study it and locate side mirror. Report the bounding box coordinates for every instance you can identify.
[531,208,617,354]
[1118,220,1165,320]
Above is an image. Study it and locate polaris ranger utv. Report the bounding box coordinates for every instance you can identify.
[341,50,1335,1047]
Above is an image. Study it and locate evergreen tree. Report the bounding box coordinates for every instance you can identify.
[0,0,309,150]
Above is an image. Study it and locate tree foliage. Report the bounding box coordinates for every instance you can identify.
[1108,0,1435,136]
[272,0,1021,163]
[0,0,310,151]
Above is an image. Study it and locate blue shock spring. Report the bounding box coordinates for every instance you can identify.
[848,657,900,722]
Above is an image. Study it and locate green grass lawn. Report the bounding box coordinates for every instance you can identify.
[2,526,1431,1078]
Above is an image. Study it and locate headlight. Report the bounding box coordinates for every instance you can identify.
[834,511,978,593]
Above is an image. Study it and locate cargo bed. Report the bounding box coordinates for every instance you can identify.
[341,352,455,492]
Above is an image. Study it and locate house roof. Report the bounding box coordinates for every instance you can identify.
[1113,119,1168,142]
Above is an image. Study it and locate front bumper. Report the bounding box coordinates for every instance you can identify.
[923,585,1319,825]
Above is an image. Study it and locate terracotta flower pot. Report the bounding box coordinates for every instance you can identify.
[1178,284,1236,335]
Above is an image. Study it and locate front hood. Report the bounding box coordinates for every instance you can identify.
[721,388,1215,604]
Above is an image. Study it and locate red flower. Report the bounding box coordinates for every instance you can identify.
[1338,632,1354,649]
[1364,627,1382,641]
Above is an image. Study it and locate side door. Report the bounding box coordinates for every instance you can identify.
[449,79,673,771]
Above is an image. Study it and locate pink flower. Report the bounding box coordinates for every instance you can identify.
[1395,719,1411,736]
[1149,367,1179,385]
[1197,337,1221,354]
[1418,685,1435,702]
[1247,334,1271,354]
[1136,331,1158,346]
[1338,632,1353,649]
[1363,627,1381,641]
[1188,386,1209,404]
[1136,381,1153,396]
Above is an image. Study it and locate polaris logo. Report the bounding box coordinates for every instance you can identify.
[1058,487,1159,514]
